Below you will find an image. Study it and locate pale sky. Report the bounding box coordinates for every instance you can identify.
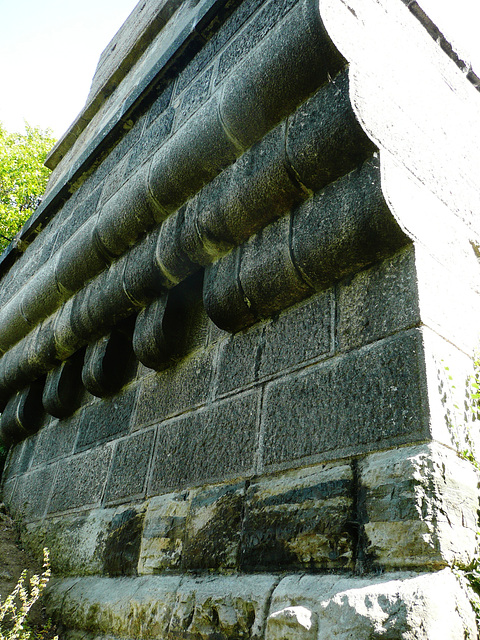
[0,0,139,139]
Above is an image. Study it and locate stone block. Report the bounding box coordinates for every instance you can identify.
[95,163,164,259]
[174,66,214,129]
[241,463,354,571]
[103,507,145,576]
[82,325,136,397]
[31,413,81,467]
[155,207,197,285]
[259,289,333,377]
[134,349,214,428]
[267,571,477,640]
[3,435,37,478]
[286,68,376,191]
[129,106,175,171]
[47,575,182,639]
[43,354,83,418]
[22,507,117,576]
[336,246,420,351]
[214,323,264,396]
[138,491,190,574]
[76,385,138,449]
[104,429,155,504]
[55,218,109,296]
[169,574,276,640]
[148,93,240,215]
[8,465,57,521]
[220,0,344,148]
[0,382,45,445]
[215,0,298,85]
[48,444,113,514]
[203,250,257,333]
[262,329,429,468]
[359,443,480,568]
[122,230,164,305]
[148,391,259,492]
[291,159,409,291]
[144,81,174,128]
[183,481,245,570]
[239,214,313,321]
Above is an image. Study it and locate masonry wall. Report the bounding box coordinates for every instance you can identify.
[1,0,480,637]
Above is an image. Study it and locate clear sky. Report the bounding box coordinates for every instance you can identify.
[0,0,139,139]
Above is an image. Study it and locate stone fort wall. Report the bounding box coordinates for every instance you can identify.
[1,0,480,637]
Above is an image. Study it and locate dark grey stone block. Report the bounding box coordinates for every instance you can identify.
[0,382,45,446]
[286,69,376,191]
[259,289,333,377]
[240,464,354,570]
[144,80,175,128]
[291,159,409,291]
[9,465,57,520]
[133,295,171,370]
[214,323,264,396]
[203,250,257,333]
[239,214,313,321]
[48,444,113,513]
[122,230,164,306]
[3,435,37,478]
[262,329,430,468]
[128,107,175,172]
[31,413,81,467]
[95,164,165,259]
[174,66,214,130]
[148,391,259,492]
[104,429,155,503]
[215,0,298,85]
[155,207,197,286]
[183,482,245,570]
[148,94,240,215]
[134,349,214,428]
[336,247,421,351]
[76,385,138,449]
[82,325,135,398]
[55,218,109,296]
[97,155,130,209]
[220,0,345,148]
[43,353,84,418]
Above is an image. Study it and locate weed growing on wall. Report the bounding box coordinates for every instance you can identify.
[0,548,57,640]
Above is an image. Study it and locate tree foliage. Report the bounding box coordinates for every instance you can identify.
[0,123,56,252]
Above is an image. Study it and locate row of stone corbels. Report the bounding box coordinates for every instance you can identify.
[0,157,408,445]
[0,0,345,357]
[0,65,384,409]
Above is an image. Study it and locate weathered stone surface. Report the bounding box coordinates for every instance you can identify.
[104,429,155,504]
[103,508,145,576]
[336,245,420,351]
[258,289,333,377]
[169,574,277,639]
[286,68,375,191]
[43,354,83,418]
[220,0,344,148]
[267,570,477,640]
[76,385,138,449]
[82,325,136,398]
[22,508,117,576]
[134,349,214,428]
[214,323,264,396]
[359,443,480,568]
[48,444,113,514]
[47,575,182,639]
[148,391,259,492]
[7,465,57,521]
[0,382,45,445]
[138,491,190,574]
[183,481,245,570]
[291,159,409,291]
[262,329,429,468]
[241,463,354,571]
[30,413,81,467]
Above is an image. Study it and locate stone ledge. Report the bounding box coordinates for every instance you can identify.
[45,569,477,639]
